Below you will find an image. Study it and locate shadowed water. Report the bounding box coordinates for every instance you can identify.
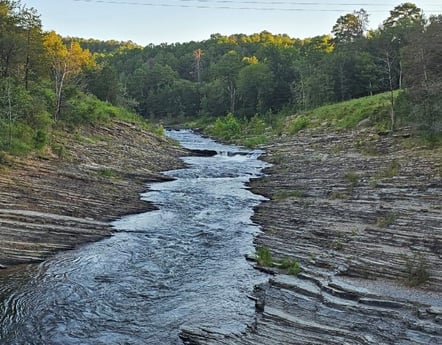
[0,130,268,344]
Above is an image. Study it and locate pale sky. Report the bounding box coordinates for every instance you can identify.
[24,1,442,46]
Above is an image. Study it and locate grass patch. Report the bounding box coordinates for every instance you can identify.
[298,91,396,130]
[328,191,350,200]
[97,168,118,179]
[189,92,409,149]
[255,246,273,267]
[272,190,304,200]
[376,213,398,228]
[357,144,380,156]
[155,124,165,137]
[242,135,268,148]
[51,143,68,159]
[73,132,102,144]
[66,93,155,131]
[332,239,344,251]
[404,253,430,287]
[269,153,288,164]
[0,151,13,167]
[279,257,301,275]
[369,178,379,188]
[288,116,309,134]
[377,159,400,179]
[344,172,359,186]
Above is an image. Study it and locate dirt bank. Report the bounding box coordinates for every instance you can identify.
[181,128,442,345]
[0,121,188,267]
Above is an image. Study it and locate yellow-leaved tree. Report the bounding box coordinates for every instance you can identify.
[43,31,94,120]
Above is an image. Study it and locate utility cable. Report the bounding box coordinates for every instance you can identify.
[72,0,442,12]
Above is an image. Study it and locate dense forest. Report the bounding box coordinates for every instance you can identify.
[0,0,441,155]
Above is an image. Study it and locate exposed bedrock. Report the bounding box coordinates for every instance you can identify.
[0,121,187,267]
[181,128,442,344]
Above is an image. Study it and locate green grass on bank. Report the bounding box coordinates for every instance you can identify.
[189,90,440,149]
[0,90,163,159]
[188,92,397,148]
[293,91,397,131]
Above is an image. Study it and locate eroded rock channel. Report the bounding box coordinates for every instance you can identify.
[181,128,442,345]
[1,125,441,345]
[0,129,268,344]
[0,121,187,266]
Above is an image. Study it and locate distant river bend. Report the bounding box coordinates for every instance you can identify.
[0,130,268,344]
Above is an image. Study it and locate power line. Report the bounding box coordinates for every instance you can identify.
[72,0,441,12]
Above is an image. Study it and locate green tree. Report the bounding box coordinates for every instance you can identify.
[0,1,44,85]
[261,44,299,112]
[210,50,242,114]
[237,63,275,117]
[0,78,33,149]
[19,6,42,89]
[43,31,95,120]
[292,35,334,110]
[332,9,369,43]
[328,39,376,102]
[86,64,120,104]
[369,30,402,130]
[381,2,425,90]
[127,63,182,118]
[200,79,230,117]
[383,2,424,29]
[0,0,24,78]
[402,19,442,134]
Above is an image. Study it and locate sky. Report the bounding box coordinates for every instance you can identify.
[23,1,442,46]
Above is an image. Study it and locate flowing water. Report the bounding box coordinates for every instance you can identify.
[0,130,268,345]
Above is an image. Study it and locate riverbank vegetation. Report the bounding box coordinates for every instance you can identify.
[196,91,404,147]
[1,1,441,156]
[0,0,161,159]
[76,2,440,144]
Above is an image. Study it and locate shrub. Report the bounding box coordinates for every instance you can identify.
[65,94,113,126]
[210,113,241,140]
[52,143,68,159]
[404,253,430,287]
[155,124,165,137]
[33,129,48,149]
[288,261,301,275]
[247,114,267,135]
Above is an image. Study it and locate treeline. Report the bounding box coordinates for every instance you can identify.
[80,2,441,133]
[0,0,146,155]
[1,1,441,156]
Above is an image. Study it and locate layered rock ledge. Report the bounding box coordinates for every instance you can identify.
[181,128,442,345]
[0,121,187,267]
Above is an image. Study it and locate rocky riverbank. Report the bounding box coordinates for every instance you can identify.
[0,121,188,267]
[181,128,442,344]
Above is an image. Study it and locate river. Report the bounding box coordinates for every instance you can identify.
[0,130,268,344]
